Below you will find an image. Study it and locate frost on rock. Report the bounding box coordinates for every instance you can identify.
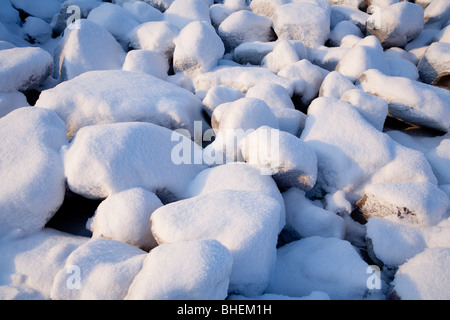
[0,46,53,92]
[63,122,206,202]
[35,70,206,140]
[359,69,450,133]
[87,188,163,251]
[125,240,232,300]
[266,236,369,300]
[51,238,146,300]
[0,108,67,237]
[52,19,126,82]
[150,189,280,297]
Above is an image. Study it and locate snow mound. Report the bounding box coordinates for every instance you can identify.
[150,189,280,297]
[52,19,126,81]
[393,247,450,300]
[87,188,163,251]
[36,70,205,140]
[51,238,146,300]
[63,122,205,202]
[0,46,52,92]
[126,240,232,300]
[0,108,67,237]
[267,236,369,300]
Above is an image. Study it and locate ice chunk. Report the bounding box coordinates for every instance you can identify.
[0,46,52,92]
[187,162,286,233]
[240,127,318,191]
[87,188,163,251]
[218,10,275,52]
[282,188,346,239]
[36,70,205,140]
[173,21,224,77]
[51,238,146,300]
[418,42,450,84]
[125,240,232,300]
[52,19,126,81]
[272,2,330,48]
[392,247,450,300]
[164,0,210,30]
[63,122,206,201]
[358,69,450,132]
[366,2,424,48]
[266,236,369,300]
[150,189,280,297]
[0,108,67,237]
[0,228,88,299]
[87,3,139,50]
[357,182,449,227]
[122,49,169,80]
[0,92,28,118]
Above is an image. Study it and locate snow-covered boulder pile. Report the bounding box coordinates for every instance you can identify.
[1,0,450,302]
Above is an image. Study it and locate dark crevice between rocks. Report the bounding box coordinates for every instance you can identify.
[45,190,103,237]
[22,89,41,106]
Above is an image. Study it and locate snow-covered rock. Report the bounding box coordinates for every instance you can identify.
[418,42,450,84]
[202,85,244,117]
[0,91,28,118]
[366,2,424,48]
[366,217,450,267]
[52,19,126,81]
[187,162,286,233]
[262,40,300,74]
[173,21,224,77]
[164,0,210,30]
[122,49,169,80]
[233,41,276,65]
[426,138,450,185]
[11,0,61,22]
[63,122,205,202]
[282,188,346,239]
[22,17,52,45]
[329,20,363,47]
[240,127,318,191]
[386,57,419,80]
[125,240,232,300]
[122,1,164,24]
[272,2,330,48]
[218,10,275,52]
[340,88,388,131]
[335,35,391,81]
[250,0,289,18]
[129,21,179,60]
[392,247,450,300]
[358,69,450,132]
[330,4,369,31]
[87,188,163,251]
[300,97,437,200]
[423,0,450,29]
[143,0,174,12]
[356,182,449,227]
[0,46,52,92]
[0,108,67,237]
[87,3,139,50]
[51,238,146,300]
[150,190,280,297]
[245,82,295,110]
[36,70,205,140]
[0,228,88,299]
[319,70,357,99]
[267,236,369,300]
